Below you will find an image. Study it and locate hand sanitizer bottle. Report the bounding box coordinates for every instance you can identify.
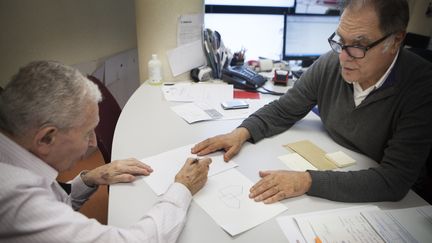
[148,54,162,85]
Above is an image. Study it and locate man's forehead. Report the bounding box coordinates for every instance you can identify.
[335,30,372,42]
[337,5,381,41]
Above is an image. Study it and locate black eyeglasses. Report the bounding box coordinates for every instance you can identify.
[328,32,393,59]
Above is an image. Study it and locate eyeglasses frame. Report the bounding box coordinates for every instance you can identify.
[328,32,393,59]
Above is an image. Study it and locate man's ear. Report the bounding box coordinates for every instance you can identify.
[33,126,58,156]
[391,31,406,53]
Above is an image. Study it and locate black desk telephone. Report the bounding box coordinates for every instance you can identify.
[222,66,267,90]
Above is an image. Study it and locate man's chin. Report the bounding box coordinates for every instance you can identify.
[341,71,356,84]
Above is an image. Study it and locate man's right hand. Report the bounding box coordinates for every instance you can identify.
[175,157,212,195]
[191,127,251,162]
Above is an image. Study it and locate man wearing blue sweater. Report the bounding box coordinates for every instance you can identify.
[192,0,432,204]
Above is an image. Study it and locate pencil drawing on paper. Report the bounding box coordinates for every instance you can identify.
[218,185,243,209]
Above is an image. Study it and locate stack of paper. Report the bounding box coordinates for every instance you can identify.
[277,205,432,243]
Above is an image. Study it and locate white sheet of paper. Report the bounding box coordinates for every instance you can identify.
[162,82,233,102]
[278,153,317,171]
[170,102,222,123]
[177,14,203,46]
[171,98,272,124]
[166,40,206,77]
[142,144,238,196]
[276,215,307,243]
[193,169,287,236]
[293,206,383,243]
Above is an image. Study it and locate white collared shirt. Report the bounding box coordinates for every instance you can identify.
[353,51,399,106]
[0,132,192,243]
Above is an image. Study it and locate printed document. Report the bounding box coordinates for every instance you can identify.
[277,205,432,243]
[162,82,233,102]
[362,205,432,243]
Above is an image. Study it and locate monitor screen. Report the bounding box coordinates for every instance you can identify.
[205,13,285,60]
[205,0,295,8]
[295,0,341,14]
[284,15,340,61]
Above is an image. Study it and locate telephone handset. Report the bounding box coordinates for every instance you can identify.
[221,66,267,90]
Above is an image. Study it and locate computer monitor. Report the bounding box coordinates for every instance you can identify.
[205,0,294,8]
[283,15,340,64]
[204,13,285,60]
[295,0,341,14]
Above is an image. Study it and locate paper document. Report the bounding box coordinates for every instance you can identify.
[294,206,383,243]
[171,98,273,124]
[362,206,432,243]
[194,169,287,236]
[278,205,432,243]
[278,153,317,171]
[142,144,238,196]
[171,102,223,123]
[166,40,206,77]
[162,82,233,102]
[277,206,382,243]
[177,14,203,46]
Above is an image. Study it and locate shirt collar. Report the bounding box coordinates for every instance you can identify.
[0,132,58,183]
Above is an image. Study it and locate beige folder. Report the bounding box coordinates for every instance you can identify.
[284,140,337,170]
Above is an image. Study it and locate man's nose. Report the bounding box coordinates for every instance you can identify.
[339,48,353,62]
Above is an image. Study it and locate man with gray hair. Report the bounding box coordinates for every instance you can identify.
[0,60,211,242]
[193,0,432,203]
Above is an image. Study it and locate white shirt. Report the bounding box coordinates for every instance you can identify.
[0,132,192,243]
[353,51,399,106]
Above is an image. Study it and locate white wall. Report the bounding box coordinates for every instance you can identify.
[0,0,137,87]
[135,0,203,83]
[407,0,432,37]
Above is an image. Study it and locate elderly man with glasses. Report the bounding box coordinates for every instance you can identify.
[192,0,432,204]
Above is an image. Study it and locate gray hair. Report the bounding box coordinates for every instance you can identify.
[343,0,409,35]
[0,60,102,137]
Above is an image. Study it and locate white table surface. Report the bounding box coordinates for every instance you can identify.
[108,82,428,243]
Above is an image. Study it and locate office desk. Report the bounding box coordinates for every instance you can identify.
[108,83,427,243]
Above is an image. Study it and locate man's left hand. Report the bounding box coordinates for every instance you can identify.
[249,170,312,204]
[81,158,153,187]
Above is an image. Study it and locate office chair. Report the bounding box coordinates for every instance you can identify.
[407,47,432,63]
[403,32,430,49]
[87,75,122,163]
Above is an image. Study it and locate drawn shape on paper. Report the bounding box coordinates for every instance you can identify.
[218,185,243,209]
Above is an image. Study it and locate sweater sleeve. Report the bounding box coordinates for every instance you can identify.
[240,54,329,143]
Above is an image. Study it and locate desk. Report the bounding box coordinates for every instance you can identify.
[108,83,428,243]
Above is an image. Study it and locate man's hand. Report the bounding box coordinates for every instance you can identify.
[81,158,153,187]
[249,170,312,204]
[175,157,212,195]
[191,127,250,162]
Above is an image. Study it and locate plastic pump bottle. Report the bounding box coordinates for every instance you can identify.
[148,54,162,85]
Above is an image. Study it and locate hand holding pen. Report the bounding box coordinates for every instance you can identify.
[175,157,212,195]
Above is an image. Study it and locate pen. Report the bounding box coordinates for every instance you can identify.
[309,222,322,243]
[191,158,200,164]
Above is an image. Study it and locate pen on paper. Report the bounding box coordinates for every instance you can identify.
[191,158,200,164]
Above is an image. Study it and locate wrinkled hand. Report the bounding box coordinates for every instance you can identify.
[249,170,312,204]
[191,127,250,162]
[81,158,153,186]
[175,157,212,195]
